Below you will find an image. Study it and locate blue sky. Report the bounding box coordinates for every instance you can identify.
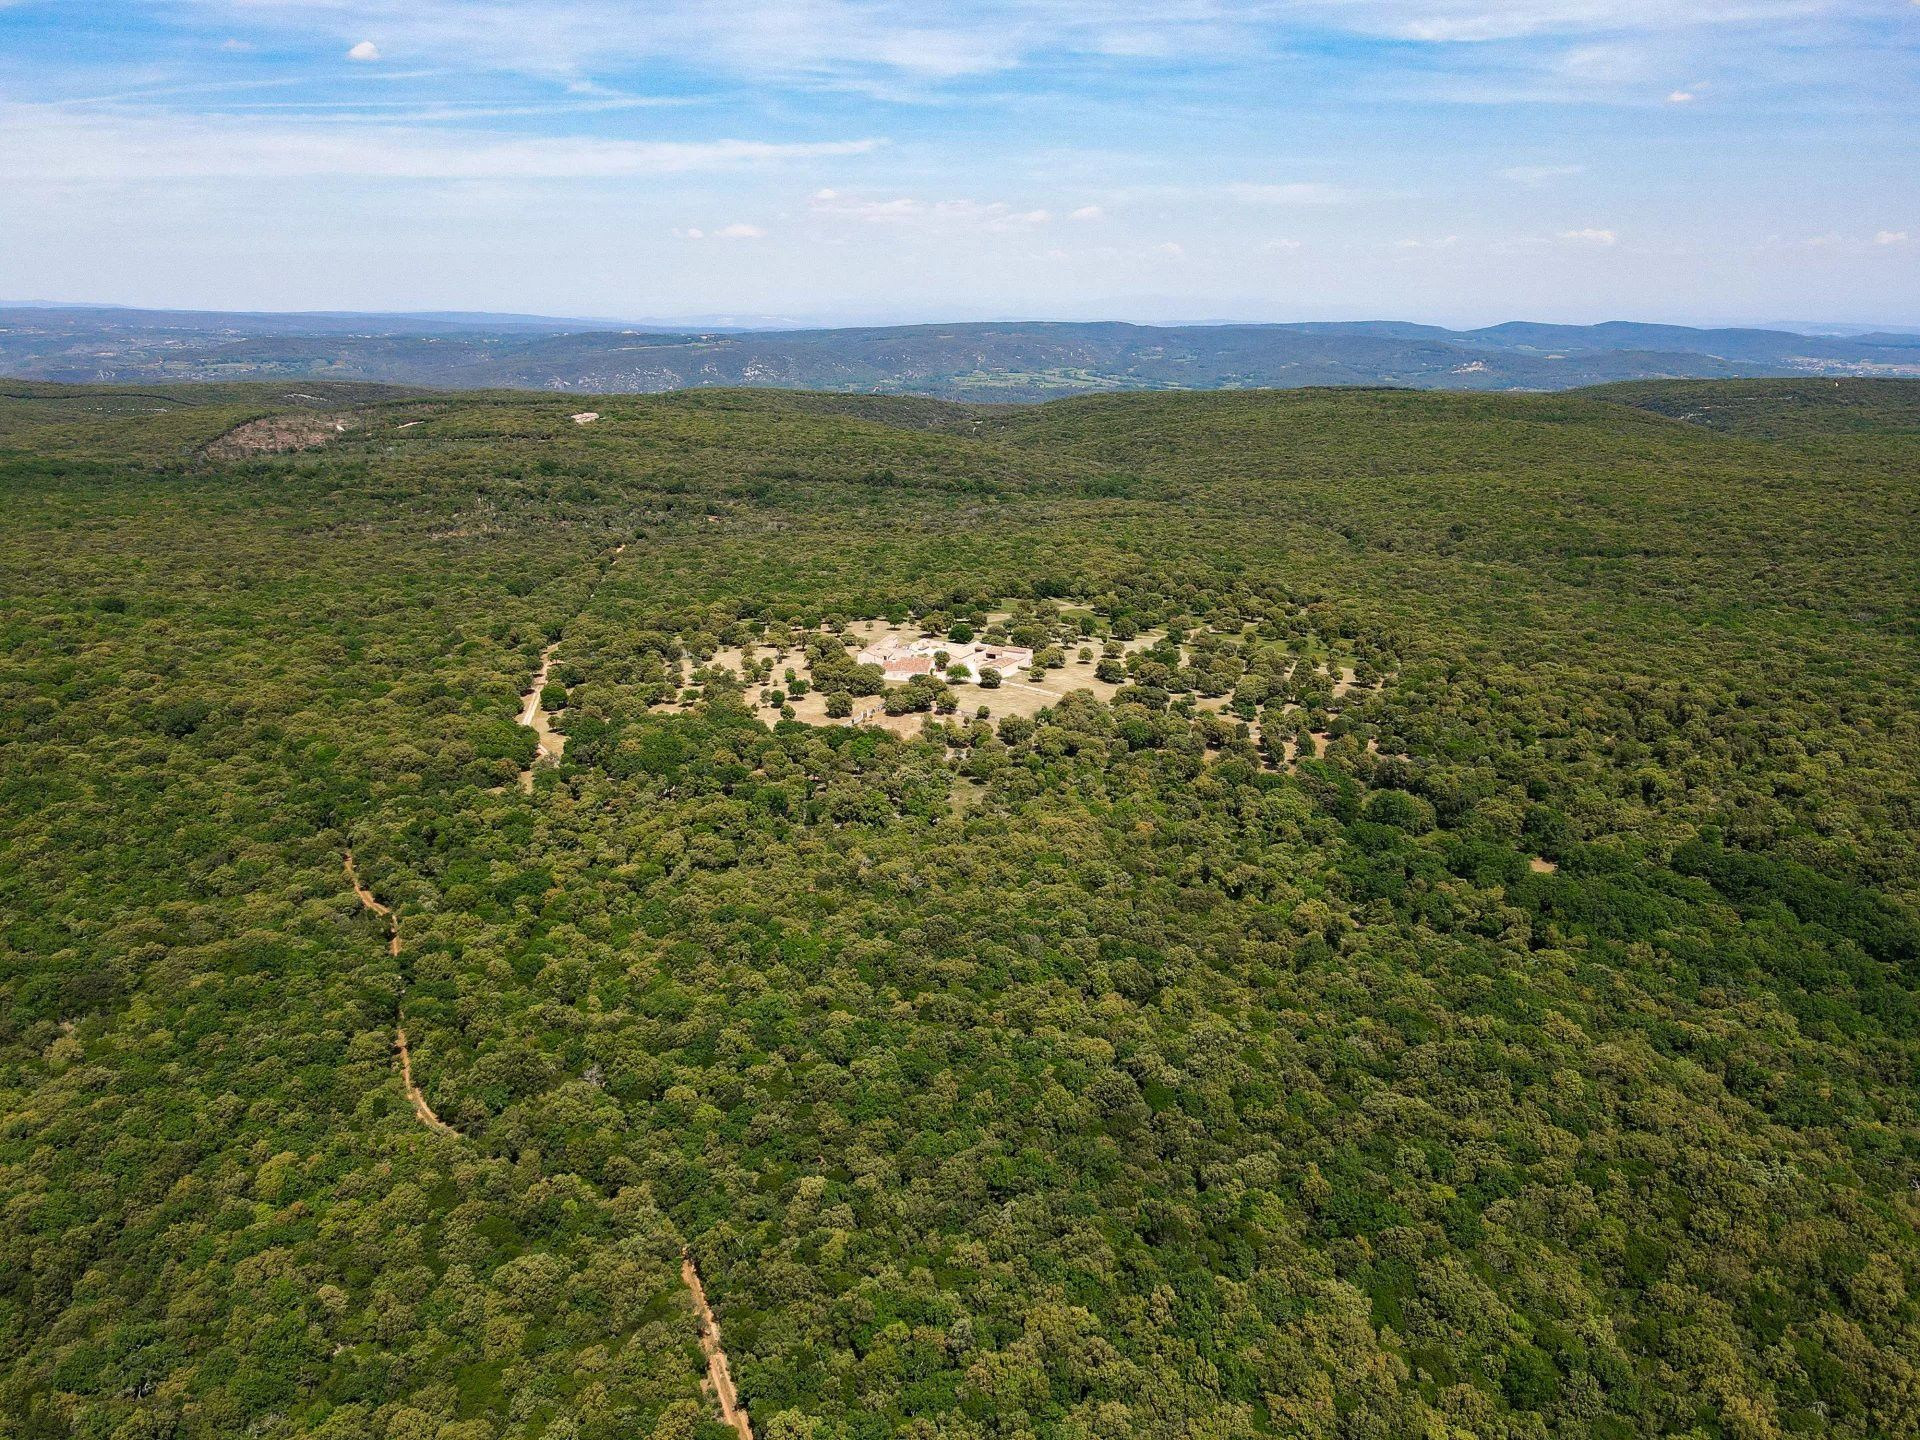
[1,1,1915,325]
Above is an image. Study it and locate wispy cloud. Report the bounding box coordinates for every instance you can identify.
[809,189,1051,229]
[0,105,883,181]
[173,1,1041,86]
[1302,1,1836,45]
[1227,182,1353,205]
[172,1,1862,85]
[674,222,766,239]
[3,0,1914,323]
[1502,163,1584,184]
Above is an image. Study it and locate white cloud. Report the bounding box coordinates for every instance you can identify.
[1396,235,1460,249]
[1501,164,1584,184]
[153,0,1892,118]
[1228,182,1350,205]
[347,40,381,62]
[179,0,1040,87]
[674,222,764,238]
[169,1,1862,79]
[219,37,253,52]
[1667,89,1696,103]
[1326,2,1831,45]
[0,106,885,181]
[1155,241,1185,257]
[1875,230,1910,245]
[1262,238,1304,252]
[1555,44,1648,86]
[1559,227,1617,243]
[1069,204,1104,221]
[815,194,921,221]
[809,191,1051,230]
[1759,231,1852,250]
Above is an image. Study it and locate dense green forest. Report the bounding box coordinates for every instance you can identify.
[2,376,1917,1440]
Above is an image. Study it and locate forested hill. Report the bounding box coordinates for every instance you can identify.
[5,305,1920,399]
[3,377,1918,1439]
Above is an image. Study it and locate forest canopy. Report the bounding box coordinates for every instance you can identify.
[2,378,1917,1440]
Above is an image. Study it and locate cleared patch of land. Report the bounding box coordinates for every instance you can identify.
[205,412,353,458]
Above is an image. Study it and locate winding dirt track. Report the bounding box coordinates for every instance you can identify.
[392,1026,457,1136]
[513,542,625,792]
[346,541,751,1430]
[343,850,456,1136]
[343,849,399,953]
[515,642,565,792]
[683,1253,754,1440]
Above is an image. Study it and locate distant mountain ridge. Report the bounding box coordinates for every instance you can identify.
[4,306,1918,401]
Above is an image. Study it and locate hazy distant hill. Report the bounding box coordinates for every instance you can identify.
[4,306,1918,400]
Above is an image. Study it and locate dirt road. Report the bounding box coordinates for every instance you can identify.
[513,541,627,792]
[393,1025,457,1136]
[682,1253,754,1440]
[516,642,566,792]
[343,850,456,1137]
[343,849,400,956]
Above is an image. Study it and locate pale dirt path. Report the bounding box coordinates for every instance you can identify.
[516,641,566,792]
[682,1253,754,1440]
[393,1025,458,1137]
[360,540,751,1431]
[343,850,456,1137]
[514,542,627,792]
[343,848,399,955]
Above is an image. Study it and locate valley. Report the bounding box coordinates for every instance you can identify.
[7,307,1920,401]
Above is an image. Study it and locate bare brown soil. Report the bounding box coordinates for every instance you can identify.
[682,1253,754,1440]
[513,542,628,792]
[343,851,456,1137]
[516,642,565,792]
[392,1026,457,1136]
[343,848,399,956]
[206,413,353,459]
[715,620,1177,736]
